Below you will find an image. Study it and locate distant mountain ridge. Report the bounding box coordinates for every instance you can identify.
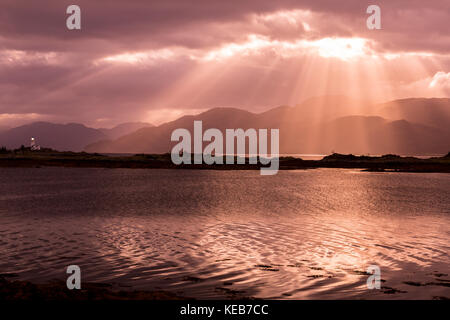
[0,121,152,152]
[85,97,450,155]
[1,97,449,155]
[99,122,153,140]
[378,98,450,131]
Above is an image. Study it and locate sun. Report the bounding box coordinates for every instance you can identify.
[311,38,369,60]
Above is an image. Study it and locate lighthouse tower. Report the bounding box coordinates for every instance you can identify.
[30,137,41,151]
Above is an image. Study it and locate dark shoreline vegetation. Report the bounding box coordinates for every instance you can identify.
[1,147,450,172]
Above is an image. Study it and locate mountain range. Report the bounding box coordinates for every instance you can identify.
[1,97,449,155]
[85,97,450,155]
[0,122,152,152]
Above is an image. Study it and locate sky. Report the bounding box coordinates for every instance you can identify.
[0,0,449,128]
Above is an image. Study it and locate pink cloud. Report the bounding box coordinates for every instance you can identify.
[0,0,449,127]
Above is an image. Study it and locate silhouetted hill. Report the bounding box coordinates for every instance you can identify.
[0,122,107,151]
[86,108,260,154]
[291,95,372,124]
[378,98,450,131]
[85,97,450,155]
[305,116,449,155]
[99,122,153,139]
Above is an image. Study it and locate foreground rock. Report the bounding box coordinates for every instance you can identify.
[0,276,186,301]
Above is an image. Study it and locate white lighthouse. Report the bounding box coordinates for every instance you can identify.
[30,137,41,151]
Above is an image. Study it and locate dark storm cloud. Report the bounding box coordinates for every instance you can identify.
[0,0,449,126]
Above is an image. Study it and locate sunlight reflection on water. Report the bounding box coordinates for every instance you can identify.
[0,168,449,299]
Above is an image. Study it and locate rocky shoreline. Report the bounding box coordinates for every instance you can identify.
[0,149,450,172]
[0,274,186,301]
